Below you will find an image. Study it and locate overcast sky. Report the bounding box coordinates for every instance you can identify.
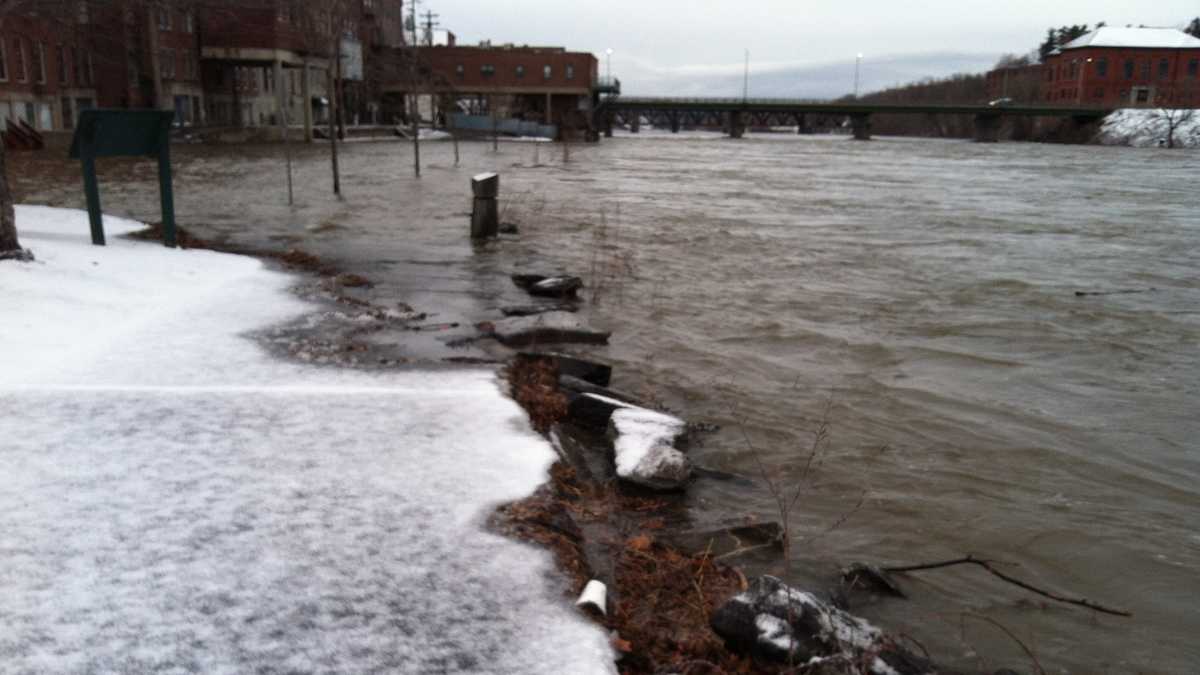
[423,0,1199,93]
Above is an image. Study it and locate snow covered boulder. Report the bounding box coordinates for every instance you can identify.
[711,576,933,674]
[605,401,693,491]
[489,312,610,347]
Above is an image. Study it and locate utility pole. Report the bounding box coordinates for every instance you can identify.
[421,9,439,47]
[743,49,749,102]
[854,53,863,98]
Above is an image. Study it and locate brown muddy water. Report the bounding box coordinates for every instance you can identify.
[11,132,1199,673]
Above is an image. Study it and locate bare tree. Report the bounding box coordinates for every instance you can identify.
[1152,87,1196,149]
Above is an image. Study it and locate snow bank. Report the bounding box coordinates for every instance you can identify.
[594,396,693,490]
[1099,108,1200,148]
[0,207,615,674]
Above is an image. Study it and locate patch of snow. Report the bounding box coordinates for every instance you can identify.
[419,129,453,141]
[609,406,690,480]
[755,613,794,652]
[1061,26,1200,50]
[0,206,615,674]
[1100,108,1200,148]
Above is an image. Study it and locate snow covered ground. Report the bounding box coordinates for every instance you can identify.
[1100,108,1200,148]
[0,207,615,674]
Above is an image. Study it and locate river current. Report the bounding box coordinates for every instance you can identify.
[11,131,1199,673]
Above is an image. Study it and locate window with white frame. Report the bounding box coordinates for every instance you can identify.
[0,38,8,82]
[14,38,27,82]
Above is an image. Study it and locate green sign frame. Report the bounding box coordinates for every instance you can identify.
[68,109,178,247]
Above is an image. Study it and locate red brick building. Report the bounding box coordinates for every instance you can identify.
[0,9,98,132]
[1042,27,1200,107]
[387,43,600,127]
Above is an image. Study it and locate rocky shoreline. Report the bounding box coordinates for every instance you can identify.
[133,224,1011,674]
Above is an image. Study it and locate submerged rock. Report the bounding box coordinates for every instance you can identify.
[488,312,610,347]
[529,276,583,298]
[500,304,578,317]
[841,563,906,599]
[711,576,934,674]
[605,400,693,491]
[662,522,784,560]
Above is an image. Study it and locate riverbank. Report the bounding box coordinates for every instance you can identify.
[0,206,615,673]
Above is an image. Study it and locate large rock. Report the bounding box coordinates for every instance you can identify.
[488,312,610,347]
[511,273,584,298]
[605,401,693,491]
[711,576,934,674]
[528,276,583,298]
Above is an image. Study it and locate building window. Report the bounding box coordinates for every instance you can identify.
[543,65,551,79]
[57,44,69,84]
[0,38,8,82]
[455,63,464,78]
[515,64,525,78]
[184,11,194,33]
[1096,58,1107,78]
[76,1,89,24]
[14,38,26,82]
[1189,59,1199,78]
[158,6,171,30]
[566,64,574,80]
[1135,88,1149,103]
[33,42,46,84]
[1140,60,1150,79]
[1158,58,1169,79]
[481,64,495,77]
[1124,59,1134,79]
[161,48,175,79]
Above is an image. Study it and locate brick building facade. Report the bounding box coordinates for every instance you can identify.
[1,0,405,136]
[0,9,98,133]
[1041,27,1200,107]
[386,44,599,127]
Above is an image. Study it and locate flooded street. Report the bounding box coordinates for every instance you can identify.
[12,132,1200,673]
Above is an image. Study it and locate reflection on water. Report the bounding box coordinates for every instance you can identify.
[12,133,1200,673]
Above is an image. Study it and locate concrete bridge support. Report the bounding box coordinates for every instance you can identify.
[669,112,680,134]
[604,110,614,138]
[850,113,871,141]
[727,110,745,138]
[974,113,1002,143]
[630,115,640,133]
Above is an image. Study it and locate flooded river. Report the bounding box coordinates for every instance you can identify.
[11,131,1199,673]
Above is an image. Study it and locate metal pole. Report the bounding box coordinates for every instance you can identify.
[854,54,863,98]
[743,49,749,102]
[276,60,293,205]
[157,124,177,248]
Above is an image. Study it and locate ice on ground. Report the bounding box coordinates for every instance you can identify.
[0,206,615,674]
[1099,108,1200,148]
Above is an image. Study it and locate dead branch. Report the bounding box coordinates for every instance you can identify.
[884,554,1132,617]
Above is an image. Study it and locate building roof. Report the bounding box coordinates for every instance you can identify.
[1061,26,1200,50]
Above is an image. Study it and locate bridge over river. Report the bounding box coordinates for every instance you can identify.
[595,97,1111,142]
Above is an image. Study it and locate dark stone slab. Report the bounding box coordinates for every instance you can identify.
[489,312,610,347]
[841,563,907,599]
[501,304,578,317]
[566,391,627,432]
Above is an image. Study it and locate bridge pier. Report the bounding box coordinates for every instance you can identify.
[630,115,640,134]
[669,111,680,134]
[603,110,614,138]
[974,113,1002,143]
[850,113,871,141]
[727,110,745,138]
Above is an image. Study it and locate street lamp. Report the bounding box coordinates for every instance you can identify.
[854,53,863,98]
[1077,56,1093,105]
[606,48,613,82]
